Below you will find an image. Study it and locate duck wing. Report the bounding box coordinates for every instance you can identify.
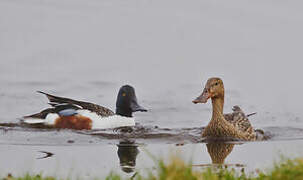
[37,91,115,117]
[23,108,56,119]
[223,106,255,134]
[23,104,83,119]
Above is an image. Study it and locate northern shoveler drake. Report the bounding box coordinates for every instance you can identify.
[22,85,147,130]
[192,77,260,141]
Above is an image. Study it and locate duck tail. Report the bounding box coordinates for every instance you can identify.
[21,107,55,125]
[22,111,47,124]
[21,117,46,124]
[247,112,257,117]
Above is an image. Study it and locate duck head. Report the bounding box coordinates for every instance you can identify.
[116,85,147,117]
[192,77,224,104]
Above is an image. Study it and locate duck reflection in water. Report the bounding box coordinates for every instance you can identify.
[201,142,246,168]
[193,142,244,168]
[117,140,139,173]
[206,143,234,164]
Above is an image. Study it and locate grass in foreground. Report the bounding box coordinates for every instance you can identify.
[4,157,303,180]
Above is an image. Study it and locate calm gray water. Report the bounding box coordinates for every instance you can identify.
[1,0,303,178]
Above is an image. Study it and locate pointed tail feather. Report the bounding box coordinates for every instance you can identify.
[247,112,257,117]
[23,112,45,119]
[21,118,46,124]
[23,108,55,119]
[21,113,47,124]
[22,111,58,126]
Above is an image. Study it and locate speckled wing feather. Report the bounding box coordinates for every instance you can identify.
[37,91,115,117]
[223,106,255,135]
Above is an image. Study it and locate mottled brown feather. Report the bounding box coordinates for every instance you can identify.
[223,106,255,136]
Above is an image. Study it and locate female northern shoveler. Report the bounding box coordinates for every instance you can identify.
[192,77,260,141]
[22,85,147,130]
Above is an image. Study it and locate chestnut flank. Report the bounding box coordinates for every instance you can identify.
[55,115,92,130]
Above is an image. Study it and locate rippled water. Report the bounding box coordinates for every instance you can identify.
[1,0,303,178]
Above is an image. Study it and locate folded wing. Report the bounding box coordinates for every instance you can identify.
[37,91,115,117]
[223,106,255,134]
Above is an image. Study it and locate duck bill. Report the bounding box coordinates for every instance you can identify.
[192,91,211,104]
[130,99,147,112]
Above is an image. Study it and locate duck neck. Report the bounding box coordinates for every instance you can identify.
[211,96,224,121]
[116,108,133,118]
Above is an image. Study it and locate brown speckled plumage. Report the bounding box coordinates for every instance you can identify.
[193,77,257,141]
[223,106,256,138]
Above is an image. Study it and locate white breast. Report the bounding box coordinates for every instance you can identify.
[77,110,135,129]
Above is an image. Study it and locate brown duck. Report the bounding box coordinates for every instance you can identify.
[193,77,258,141]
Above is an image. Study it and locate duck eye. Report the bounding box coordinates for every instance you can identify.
[122,93,126,97]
